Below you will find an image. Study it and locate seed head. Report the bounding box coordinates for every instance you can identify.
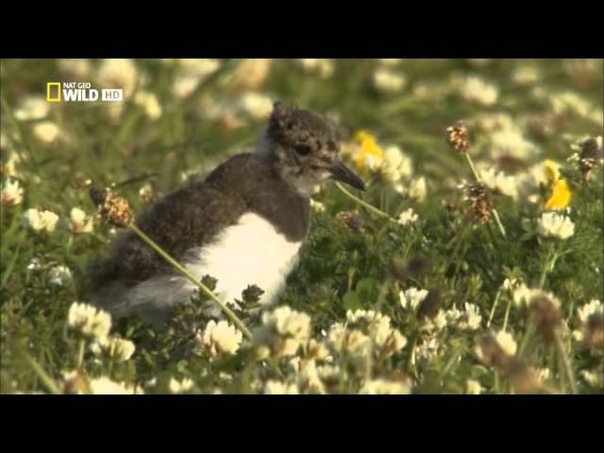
[446,121,470,153]
[89,186,135,228]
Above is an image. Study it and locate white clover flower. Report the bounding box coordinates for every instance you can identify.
[550,91,602,125]
[1,146,22,179]
[359,378,410,394]
[538,368,551,382]
[172,75,200,99]
[217,372,233,384]
[263,306,311,340]
[573,299,603,343]
[463,303,482,330]
[466,379,482,394]
[342,330,372,357]
[32,121,59,144]
[316,364,341,382]
[577,299,602,324]
[133,91,162,120]
[197,98,244,130]
[325,322,346,351]
[466,59,494,68]
[512,283,533,306]
[454,75,499,106]
[176,59,220,78]
[238,92,273,120]
[494,330,517,356]
[407,176,427,202]
[198,320,243,358]
[264,380,299,394]
[580,370,602,387]
[138,183,156,202]
[445,307,462,324]
[69,207,94,234]
[22,208,59,233]
[512,285,561,311]
[326,322,371,360]
[298,59,334,78]
[373,68,406,93]
[345,310,406,353]
[489,128,541,161]
[310,199,326,213]
[98,336,136,361]
[14,96,50,121]
[345,309,381,325]
[168,378,194,394]
[397,207,418,226]
[426,310,448,331]
[97,59,138,97]
[1,178,23,206]
[453,303,482,331]
[362,150,384,172]
[519,161,553,193]
[27,258,42,271]
[512,65,540,85]
[68,302,112,340]
[378,59,403,66]
[58,59,91,79]
[537,211,575,240]
[384,330,407,354]
[471,112,517,133]
[416,336,440,363]
[478,167,519,199]
[412,80,450,100]
[232,59,272,90]
[298,359,326,394]
[393,176,428,203]
[48,265,73,286]
[400,287,429,311]
[288,357,301,374]
[502,278,520,292]
[381,145,413,182]
[89,377,142,394]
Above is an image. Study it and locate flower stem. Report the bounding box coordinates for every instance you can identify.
[491,210,507,238]
[539,245,558,289]
[464,153,481,183]
[24,353,61,395]
[335,182,398,223]
[77,338,85,369]
[502,297,513,332]
[129,225,253,340]
[487,288,503,328]
[554,331,577,394]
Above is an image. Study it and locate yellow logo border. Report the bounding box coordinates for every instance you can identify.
[46,82,61,102]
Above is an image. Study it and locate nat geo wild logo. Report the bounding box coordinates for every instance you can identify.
[46,82,123,103]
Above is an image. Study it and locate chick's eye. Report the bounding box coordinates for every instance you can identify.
[294,144,312,156]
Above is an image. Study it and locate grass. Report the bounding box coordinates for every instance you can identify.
[1,58,603,394]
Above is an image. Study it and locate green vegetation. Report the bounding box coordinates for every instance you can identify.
[1,58,602,394]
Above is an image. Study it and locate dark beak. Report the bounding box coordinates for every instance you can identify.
[329,161,366,191]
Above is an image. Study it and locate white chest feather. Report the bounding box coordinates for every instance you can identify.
[126,213,302,318]
[185,212,302,309]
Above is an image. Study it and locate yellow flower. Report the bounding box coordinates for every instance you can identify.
[543,159,560,184]
[353,130,384,171]
[545,179,572,210]
[543,159,571,210]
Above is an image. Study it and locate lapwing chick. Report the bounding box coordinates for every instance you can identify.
[89,101,365,324]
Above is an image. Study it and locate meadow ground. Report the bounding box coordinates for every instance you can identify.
[1,58,602,394]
